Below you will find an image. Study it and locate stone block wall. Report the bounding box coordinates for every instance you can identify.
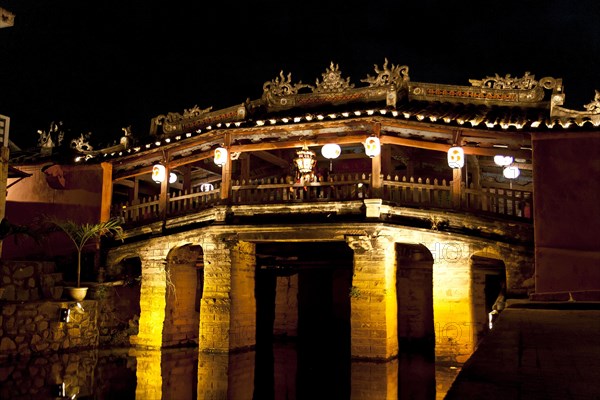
[1,260,63,302]
[0,300,99,358]
[91,283,140,347]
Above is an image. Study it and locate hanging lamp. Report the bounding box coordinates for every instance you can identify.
[364,136,381,158]
[503,165,520,179]
[151,163,166,183]
[321,143,341,171]
[447,146,464,169]
[294,144,316,175]
[214,147,228,167]
[494,155,514,167]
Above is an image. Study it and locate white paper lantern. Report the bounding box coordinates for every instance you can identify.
[214,147,228,167]
[503,166,520,179]
[447,146,464,169]
[364,137,381,158]
[152,164,166,183]
[168,172,177,184]
[494,155,514,167]
[321,143,341,159]
[200,183,214,192]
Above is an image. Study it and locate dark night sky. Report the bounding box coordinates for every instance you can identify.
[1,0,599,150]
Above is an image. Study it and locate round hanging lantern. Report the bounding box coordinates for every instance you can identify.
[447,146,464,169]
[152,164,166,183]
[168,172,177,184]
[294,145,316,175]
[199,183,214,192]
[494,155,514,167]
[214,147,228,167]
[321,143,341,160]
[503,165,520,179]
[364,137,381,158]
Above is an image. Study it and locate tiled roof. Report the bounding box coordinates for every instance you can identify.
[12,60,600,165]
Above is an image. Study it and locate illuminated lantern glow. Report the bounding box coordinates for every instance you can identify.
[321,143,341,159]
[168,172,177,184]
[294,144,316,175]
[200,183,214,192]
[447,146,464,169]
[214,147,228,167]
[152,164,166,183]
[503,165,520,179]
[494,155,514,166]
[364,137,381,158]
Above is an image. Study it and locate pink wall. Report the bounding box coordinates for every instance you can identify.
[532,132,600,295]
[3,162,104,260]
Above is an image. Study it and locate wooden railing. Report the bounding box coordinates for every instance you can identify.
[383,176,452,209]
[463,184,533,219]
[113,173,533,226]
[231,173,370,204]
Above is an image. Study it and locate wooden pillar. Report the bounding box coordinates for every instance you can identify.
[220,133,232,201]
[451,168,462,208]
[240,153,250,183]
[100,162,113,222]
[158,151,171,219]
[467,155,481,210]
[131,177,140,204]
[371,123,383,198]
[0,146,9,257]
[381,143,392,178]
[182,165,192,193]
[346,234,397,360]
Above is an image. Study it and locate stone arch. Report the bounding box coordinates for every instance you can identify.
[469,251,507,344]
[395,243,435,351]
[163,243,204,347]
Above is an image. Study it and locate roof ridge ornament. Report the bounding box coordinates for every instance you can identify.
[361,58,410,87]
[262,71,312,98]
[313,62,354,93]
[584,90,600,114]
[469,72,538,90]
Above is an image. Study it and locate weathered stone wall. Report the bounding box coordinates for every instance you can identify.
[91,283,140,347]
[0,300,98,358]
[1,260,63,302]
[347,235,398,360]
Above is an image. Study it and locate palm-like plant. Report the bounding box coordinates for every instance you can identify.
[46,216,124,287]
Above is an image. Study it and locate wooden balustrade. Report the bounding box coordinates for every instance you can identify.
[463,185,533,218]
[231,173,370,204]
[113,173,533,226]
[382,175,452,208]
[169,185,221,215]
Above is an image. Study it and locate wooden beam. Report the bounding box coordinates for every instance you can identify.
[380,135,531,159]
[254,151,289,168]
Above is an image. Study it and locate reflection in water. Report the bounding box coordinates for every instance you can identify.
[0,343,460,399]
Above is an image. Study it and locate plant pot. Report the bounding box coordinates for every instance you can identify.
[65,287,88,301]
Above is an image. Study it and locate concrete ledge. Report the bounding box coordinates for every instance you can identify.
[529,289,600,302]
[507,298,600,310]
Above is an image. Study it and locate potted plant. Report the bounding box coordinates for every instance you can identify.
[45,216,124,301]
